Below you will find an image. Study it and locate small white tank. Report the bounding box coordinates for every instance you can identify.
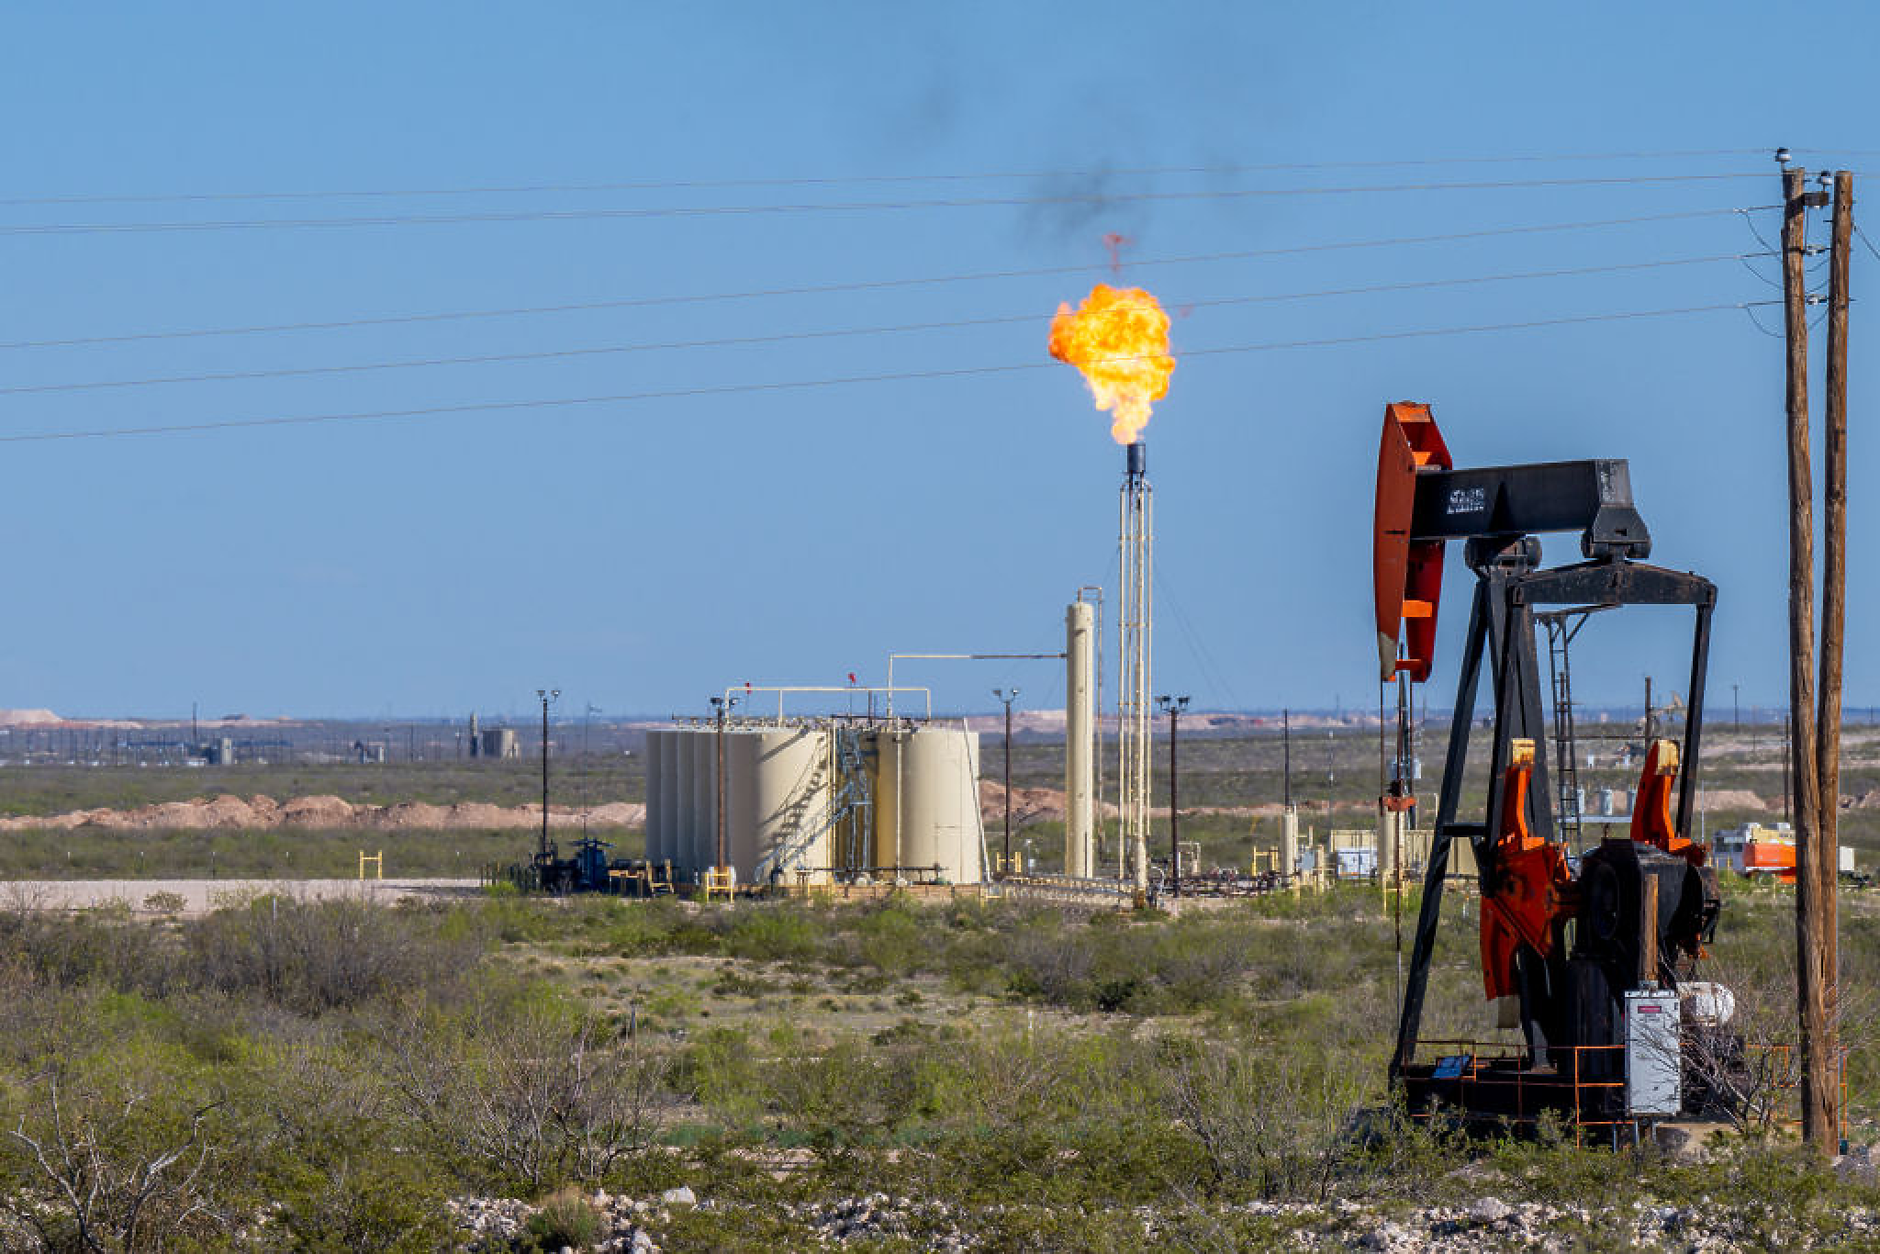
[872,727,981,884]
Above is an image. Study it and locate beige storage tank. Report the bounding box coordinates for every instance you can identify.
[868,729,901,874]
[750,727,833,885]
[644,731,666,865]
[871,727,982,884]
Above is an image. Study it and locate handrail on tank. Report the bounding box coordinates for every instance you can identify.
[883,652,1067,717]
[721,685,933,722]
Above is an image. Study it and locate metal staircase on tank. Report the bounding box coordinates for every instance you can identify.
[823,728,875,875]
[760,726,874,883]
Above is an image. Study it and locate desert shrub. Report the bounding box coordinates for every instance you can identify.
[1160,1030,1375,1201]
[375,987,673,1194]
[672,1026,763,1124]
[186,895,483,1013]
[521,1188,605,1252]
[0,1046,235,1252]
[723,906,823,963]
[262,1142,455,1253]
[0,903,183,995]
[851,898,928,973]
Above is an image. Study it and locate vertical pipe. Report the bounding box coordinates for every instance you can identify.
[1139,480,1153,896]
[1283,708,1292,808]
[1168,701,1180,897]
[539,694,551,861]
[1281,806,1299,881]
[1001,696,1013,875]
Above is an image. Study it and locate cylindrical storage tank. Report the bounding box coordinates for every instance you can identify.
[665,729,688,868]
[869,729,904,874]
[897,727,983,884]
[644,731,666,865]
[669,731,695,875]
[1065,600,1095,877]
[690,730,719,874]
[752,727,832,885]
[725,731,762,881]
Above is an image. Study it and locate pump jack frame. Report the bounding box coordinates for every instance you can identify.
[1390,543,1716,1113]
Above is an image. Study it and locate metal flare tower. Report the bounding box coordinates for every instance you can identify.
[1118,441,1153,892]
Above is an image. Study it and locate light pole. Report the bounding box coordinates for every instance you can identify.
[1157,695,1190,897]
[536,689,559,863]
[1733,683,1741,732]
[993,688,1019,876]
[710,695,740,874]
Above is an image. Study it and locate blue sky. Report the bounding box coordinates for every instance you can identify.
[0,3,1873,722]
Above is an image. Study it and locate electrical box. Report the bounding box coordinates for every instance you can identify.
[1624,988,1681,1116]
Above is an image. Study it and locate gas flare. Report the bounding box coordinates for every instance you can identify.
[1047,283,1175,445]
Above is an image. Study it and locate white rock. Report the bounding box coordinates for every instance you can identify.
[661,1185,697,1207]
[1468,1196,1512,1224]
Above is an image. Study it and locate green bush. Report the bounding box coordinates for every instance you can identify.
[521,1188,605,1253]
[723,906,823,962]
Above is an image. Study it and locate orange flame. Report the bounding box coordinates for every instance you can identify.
[1048,283,1175,445]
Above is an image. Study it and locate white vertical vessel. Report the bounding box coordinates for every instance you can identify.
[1065,598,1096,877]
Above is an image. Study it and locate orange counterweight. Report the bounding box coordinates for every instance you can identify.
[1480,740,1576,1003]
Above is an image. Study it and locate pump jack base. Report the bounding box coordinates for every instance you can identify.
[1400,1046,1631,1138]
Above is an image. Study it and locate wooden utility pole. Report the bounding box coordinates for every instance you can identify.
[1782,162,1833,1151]
[1818,168,1854,1137]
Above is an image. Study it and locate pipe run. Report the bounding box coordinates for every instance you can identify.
[721,684,934,721]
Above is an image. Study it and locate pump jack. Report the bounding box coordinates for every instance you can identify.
[1375,402,1725,1129]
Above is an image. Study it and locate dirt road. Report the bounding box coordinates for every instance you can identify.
[0,877,484,916]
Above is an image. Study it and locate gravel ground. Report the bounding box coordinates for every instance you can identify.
[448,1178,1880,1252]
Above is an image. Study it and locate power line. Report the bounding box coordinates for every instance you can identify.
[0,253,1762,398]
[0,209,1762,352]
[0,301,1769,445]
[0,149,1771,208]
[0,174,1768,236]
[1857,225,1880,264]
